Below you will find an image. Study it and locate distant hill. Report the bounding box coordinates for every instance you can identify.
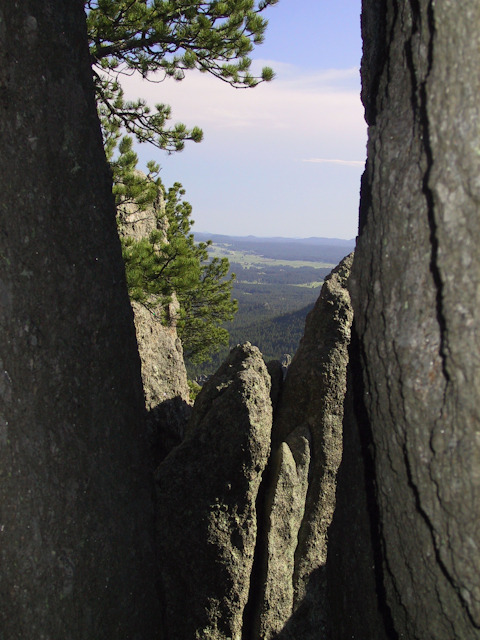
[195,232,355,247]
[186,233,355,380]
[194,232,355,264]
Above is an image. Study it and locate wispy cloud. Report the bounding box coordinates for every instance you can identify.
[301,158,365,167]
[119,62,365,140]
[117,60,366,238]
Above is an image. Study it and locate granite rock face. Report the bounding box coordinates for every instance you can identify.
[132,297,191,460]
[122,196,192,459]
[155,343,272,640]
[255,254,354,639]
[132,299,189,413]
[0,3,158,637]
[341,1,480,638]
[254,425,311,640]
[326,326,390,640]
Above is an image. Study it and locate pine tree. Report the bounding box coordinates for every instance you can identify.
[115,139,237,361]
[177,245,238,363]
[84,0,276,362]
[86,0,277,151]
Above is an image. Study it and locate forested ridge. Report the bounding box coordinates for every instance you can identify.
[187,302,315,378]
[186,234,354,378]
[196,232,355,264]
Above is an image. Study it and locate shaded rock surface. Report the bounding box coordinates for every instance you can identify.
[155,343,272,640]
[0,3,158,637]
[255,426,311,640]
[266,359,283,417]
[326,325,391,640]
[338,1,480,638]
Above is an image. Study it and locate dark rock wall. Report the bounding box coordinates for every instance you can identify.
[0,3,158,637]
[327,325,391,640]
[346,1,480,638]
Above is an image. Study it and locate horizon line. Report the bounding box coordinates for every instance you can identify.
[193,230,356,242]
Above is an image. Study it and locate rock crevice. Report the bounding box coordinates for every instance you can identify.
[152,255,354,640]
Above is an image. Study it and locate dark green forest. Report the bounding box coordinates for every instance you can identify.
[186,297,315,379]
[185,234,354,378]
[230,263,332,285]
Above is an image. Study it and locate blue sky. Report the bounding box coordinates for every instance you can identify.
[122,0,365,239]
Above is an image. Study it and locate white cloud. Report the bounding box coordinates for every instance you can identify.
[118,62,365,142]
[114,60,367,238]
[301,158,365,167]
[251,60,360,89]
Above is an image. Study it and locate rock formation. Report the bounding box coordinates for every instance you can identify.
[326,326,391,640]
[151,254,353,640]
[254,425,311,639]
[132,298,189,413]
[256,254,354,639]
[155,343,273,640]
[121,193,192,459]
[5,3,480,639]
[132,298,191,459]
[117,188,168,242]
[328,1,480,639]
[0,3,158,637]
